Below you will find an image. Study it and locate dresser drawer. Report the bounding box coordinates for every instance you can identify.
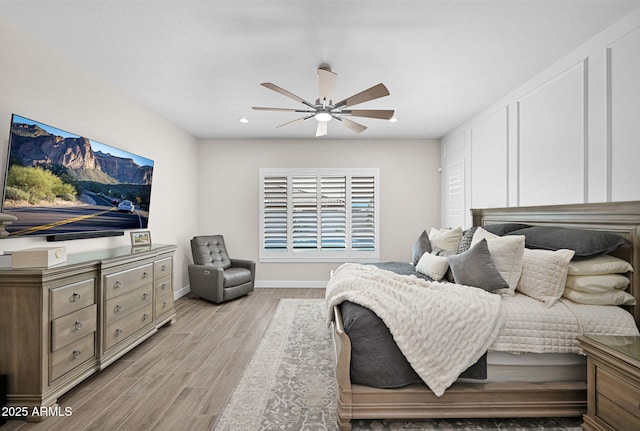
[50,332,95,382]
[596,392,640,431]
[51,304,97,352]
[155,292,174,321]
[596,367,640,421]
[105,286,153,325]
[155,277,172,296]
[104,304,153,350]
[50,279,95,319]
[154,257,172,281]
[104,263,153,300]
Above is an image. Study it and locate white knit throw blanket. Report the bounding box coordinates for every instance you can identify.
[325,263,505,396]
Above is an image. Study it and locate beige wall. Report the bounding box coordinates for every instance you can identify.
[0,17,200,293]
[197,138,441,286]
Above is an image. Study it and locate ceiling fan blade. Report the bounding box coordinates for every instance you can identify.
[334,83,390,109]
[315,121,328,137]
[318,67,337,106]
[341,109,395,120]
[252,107,314,113]
[338,117,367,133]
[261,82,315,108]
[276,115,313,129]
[252,107,298,112]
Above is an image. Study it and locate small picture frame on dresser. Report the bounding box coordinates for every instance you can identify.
[130,231,152,248]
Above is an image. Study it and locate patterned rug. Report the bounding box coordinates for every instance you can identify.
[212,298,582,431]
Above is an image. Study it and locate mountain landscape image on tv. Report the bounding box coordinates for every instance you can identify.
[1,114,154,237]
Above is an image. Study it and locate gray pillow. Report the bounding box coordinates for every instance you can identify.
[456,226,478,253]
[482,223,531,236]
[507,226,630,259]
[447,239,509,292]
[412,230,432,265]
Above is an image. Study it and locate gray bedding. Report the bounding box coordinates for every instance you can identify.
[340,261,487,389]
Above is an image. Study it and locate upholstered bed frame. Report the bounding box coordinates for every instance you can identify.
[331,201,640,431]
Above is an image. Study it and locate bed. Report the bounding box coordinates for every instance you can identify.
[327,201,640,431]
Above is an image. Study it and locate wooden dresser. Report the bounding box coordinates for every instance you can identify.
[0,244,176,421]
[579,334,640,431]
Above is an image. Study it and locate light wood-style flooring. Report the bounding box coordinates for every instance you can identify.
[1,288,324,431]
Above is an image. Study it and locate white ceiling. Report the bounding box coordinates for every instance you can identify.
[1,0,639,140]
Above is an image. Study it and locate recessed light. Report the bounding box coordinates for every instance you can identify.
[239,118,249,124]
[389,117,398,123]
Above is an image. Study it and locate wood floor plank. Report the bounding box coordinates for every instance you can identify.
[0,288,316,431]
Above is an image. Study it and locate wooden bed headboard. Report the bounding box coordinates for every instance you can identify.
[471,201,640,327]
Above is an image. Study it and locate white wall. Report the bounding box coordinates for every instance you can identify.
[0,17,200,293]
[198,138,441,286]
[441,7,640,227]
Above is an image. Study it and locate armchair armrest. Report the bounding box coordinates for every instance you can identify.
[230,258,256,284]
[188,263,225,303]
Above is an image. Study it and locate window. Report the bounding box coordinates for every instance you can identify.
[260,168,379,262]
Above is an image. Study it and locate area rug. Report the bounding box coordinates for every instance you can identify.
[212,298,582,431]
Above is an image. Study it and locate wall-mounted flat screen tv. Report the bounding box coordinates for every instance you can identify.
[1,114,154,238]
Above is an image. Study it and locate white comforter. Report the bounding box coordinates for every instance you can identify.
[325,263,505,396]
[493,294,640,353]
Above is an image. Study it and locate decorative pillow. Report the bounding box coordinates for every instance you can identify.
[471,227,525,295]
[412,230,432,265]
[482,223,531,236]
[567,254,634,275]
[562,287,636,306]
[456,226,478,254]
[565,274,630,294]
[447,239,508,292]
[507,226,630,259]
[516,248,575,307]
[416,252,449,281]
[428,227,463,253]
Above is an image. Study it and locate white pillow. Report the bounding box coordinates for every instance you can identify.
[416,252,450,281]
[562,287,636,306]
[428,227,463,253]
[516,248,575,307]
[567,254,634,275]
[471,227,525,295]
[565,274,630,293]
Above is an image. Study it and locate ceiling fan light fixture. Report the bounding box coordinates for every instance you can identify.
[314,112,332,122]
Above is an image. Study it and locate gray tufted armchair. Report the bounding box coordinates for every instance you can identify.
[188,235,255,303]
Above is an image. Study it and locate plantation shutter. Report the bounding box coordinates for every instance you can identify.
[262,176,288,250]
[350,175,376,251]
[320,176,346,250]
[291,176,318,249]
[260,168,378,261]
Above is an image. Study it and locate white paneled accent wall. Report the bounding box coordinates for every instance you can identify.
[470,107,509,209]
[517,61,587,206]
[608,26,640,201]
[441,7,640,227]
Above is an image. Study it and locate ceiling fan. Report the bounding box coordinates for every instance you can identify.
[252,66,394,137]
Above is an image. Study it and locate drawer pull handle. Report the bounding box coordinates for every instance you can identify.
[74,320,83,330]
[142,313,149,321]
[161,283,167,290]
[114,304,122,313]
[142,272,149,279]
[114,280,123,289]
[161,264,167,272]
[72,349,81,359]
[71,292,81,302]
[162,301,168,309]
[142,293,149,300]
[115,328,123,337]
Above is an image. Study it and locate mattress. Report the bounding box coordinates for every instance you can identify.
[459,352,587,383]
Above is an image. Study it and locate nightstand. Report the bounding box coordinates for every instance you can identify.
[578,334,640,431]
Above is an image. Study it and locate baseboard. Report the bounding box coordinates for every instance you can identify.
[255,280,327,288]
[174,285,191,299]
